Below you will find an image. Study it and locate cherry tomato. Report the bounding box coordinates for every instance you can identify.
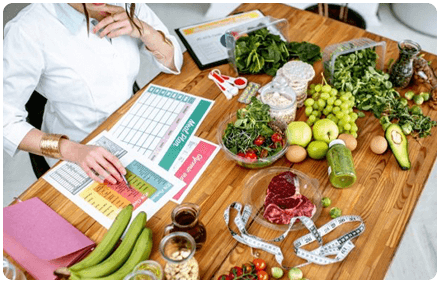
[257,270,269,280]
[271,133,283,143]
[253,135,265,146]
[245,151,257,160]
[237,152,246,158]
[218,274,230,280]
[229,266,243,280]
[252,258,267,271]
[242,263,253,274]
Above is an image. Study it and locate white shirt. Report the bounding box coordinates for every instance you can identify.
[3,3,183,166]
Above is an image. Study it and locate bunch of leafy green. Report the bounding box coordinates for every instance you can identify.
[330,48,436,138]
[287,41,322,65]
[234,28,322,76]
[383,100,436,138]
[222,97,283,157]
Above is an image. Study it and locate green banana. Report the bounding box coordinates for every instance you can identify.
[73,211,147,278]
[68,205,133,272]
[97,227,153,280]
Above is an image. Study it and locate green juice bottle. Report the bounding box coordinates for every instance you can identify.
[326,139,357,188]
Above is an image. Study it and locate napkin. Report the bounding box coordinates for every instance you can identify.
[3,197,95,280]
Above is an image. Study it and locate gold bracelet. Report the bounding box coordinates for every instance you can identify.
[40,134,69,159]
[145,29,173,52]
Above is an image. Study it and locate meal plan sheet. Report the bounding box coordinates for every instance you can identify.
[43,131,185,229]
[109,84,219,203]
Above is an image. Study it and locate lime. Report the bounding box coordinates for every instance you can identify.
[307,141,329,159]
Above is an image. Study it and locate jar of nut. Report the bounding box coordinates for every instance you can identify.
[159,232,199,280]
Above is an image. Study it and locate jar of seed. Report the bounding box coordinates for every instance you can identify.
[389,40,422,88]
[159,232,199,280]
[260,86,297,125]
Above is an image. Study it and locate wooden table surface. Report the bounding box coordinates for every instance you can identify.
[6,3,437,280]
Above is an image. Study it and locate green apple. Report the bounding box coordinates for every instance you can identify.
[286,121,312,147]
[307,140,329,159]
[313,119,339,143]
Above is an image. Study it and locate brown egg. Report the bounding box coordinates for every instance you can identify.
[338,133,357,151]
[286,145,307,163]
[370,136,388,154]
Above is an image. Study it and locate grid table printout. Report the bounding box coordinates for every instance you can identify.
[109,84,214,170]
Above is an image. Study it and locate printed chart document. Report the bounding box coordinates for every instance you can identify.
[109,84,220,203]
[169,136,220,203]
[43,131,185,229]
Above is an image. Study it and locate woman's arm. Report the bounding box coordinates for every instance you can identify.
[18,128,126,184]
[90,4,182,72]
[138,23,177,72]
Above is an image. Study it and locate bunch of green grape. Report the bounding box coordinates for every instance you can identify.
[304,83,359,138]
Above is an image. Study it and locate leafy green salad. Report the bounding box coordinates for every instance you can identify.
[222,97,285,161]
[234,28,322,76]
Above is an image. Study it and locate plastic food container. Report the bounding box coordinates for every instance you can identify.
[322,37,386,83]
[217,113,288,169]
[242,167,322,231]
[225,16,289,76]
[260,86,297,125]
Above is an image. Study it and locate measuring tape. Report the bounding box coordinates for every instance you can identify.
[224,202,365,269]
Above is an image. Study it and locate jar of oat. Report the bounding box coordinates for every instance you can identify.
[260,87,297,125]
[159,232,199,280]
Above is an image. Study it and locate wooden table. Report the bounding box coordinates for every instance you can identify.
[6,3,437,280]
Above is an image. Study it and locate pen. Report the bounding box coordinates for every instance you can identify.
[104,159,130,187]
[121,173,130,188]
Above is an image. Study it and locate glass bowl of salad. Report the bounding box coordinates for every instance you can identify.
[217,97,288,169]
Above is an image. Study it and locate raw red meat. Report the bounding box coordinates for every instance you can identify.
[263,171,316,225]
[264,192,303,210]
[267,171,299,197]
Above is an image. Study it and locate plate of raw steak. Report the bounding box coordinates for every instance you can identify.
[243,167,322,231]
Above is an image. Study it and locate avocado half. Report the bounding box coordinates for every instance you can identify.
[385,124,411,170]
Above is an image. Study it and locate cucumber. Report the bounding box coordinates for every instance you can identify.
[73,211,147,278]
[69,205,133,272]
[97,228,153,280]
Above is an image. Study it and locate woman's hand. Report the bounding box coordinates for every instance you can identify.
[91,5,146,39]
[60,140,126,185]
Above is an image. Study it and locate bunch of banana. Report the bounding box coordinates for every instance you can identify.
[54,205,153,280]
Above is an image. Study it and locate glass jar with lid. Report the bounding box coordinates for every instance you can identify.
[160,232,199,280]
[389,40,422,88]
[260,86,297,126]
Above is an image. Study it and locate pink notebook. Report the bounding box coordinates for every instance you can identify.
[3,197,95,280]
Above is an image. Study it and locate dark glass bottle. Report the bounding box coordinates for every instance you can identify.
[163,203,206,251]
[389,40,421,88]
